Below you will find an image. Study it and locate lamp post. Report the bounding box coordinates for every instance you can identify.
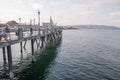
[18,18,23,40]
[38,10,40,35]
[19,18,21,28]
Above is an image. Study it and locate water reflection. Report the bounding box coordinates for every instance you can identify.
[20,51,23,64]
[16,42,61,80]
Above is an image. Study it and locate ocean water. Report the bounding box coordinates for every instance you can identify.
[44,30,120,80]
[1,29,120,80]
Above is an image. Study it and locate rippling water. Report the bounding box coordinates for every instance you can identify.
[44,30,120,80]
[1,29,120,80]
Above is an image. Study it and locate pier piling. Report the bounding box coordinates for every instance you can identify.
[31,39,35,63]
[20,42,23,53]
[2,47,7,66]
[7,45,14,79]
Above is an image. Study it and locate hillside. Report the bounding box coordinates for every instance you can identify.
[63,25,120,30]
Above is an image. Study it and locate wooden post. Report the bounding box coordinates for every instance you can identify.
[7,45,14,79]
[20,42,23,53]
[56,33,58,40]
[53,33,56,42]
[48,34,51,42]
[2,47,7,66]
[51,33,54,42]
[41,37,44,48]
[34,39,39,49]
[23,41,27,49]
[37,37,41,49]
[47,34,49,42]
[31,39,35,63]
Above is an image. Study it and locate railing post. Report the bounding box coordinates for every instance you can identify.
[7,45,14,79]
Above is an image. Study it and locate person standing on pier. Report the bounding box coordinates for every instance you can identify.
[1,29,9,41]
[5,25,10,40]
[0,25,11,41]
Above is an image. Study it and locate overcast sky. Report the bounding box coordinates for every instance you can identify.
[0,0,120,27]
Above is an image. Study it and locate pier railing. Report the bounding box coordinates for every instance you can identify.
[0,25,62,47]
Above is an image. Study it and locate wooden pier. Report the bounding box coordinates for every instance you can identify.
[0,14,62,79]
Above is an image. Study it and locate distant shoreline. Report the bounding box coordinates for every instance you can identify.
[62,25,120,30]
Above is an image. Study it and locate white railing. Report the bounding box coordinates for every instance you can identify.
[0,26,62,42]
